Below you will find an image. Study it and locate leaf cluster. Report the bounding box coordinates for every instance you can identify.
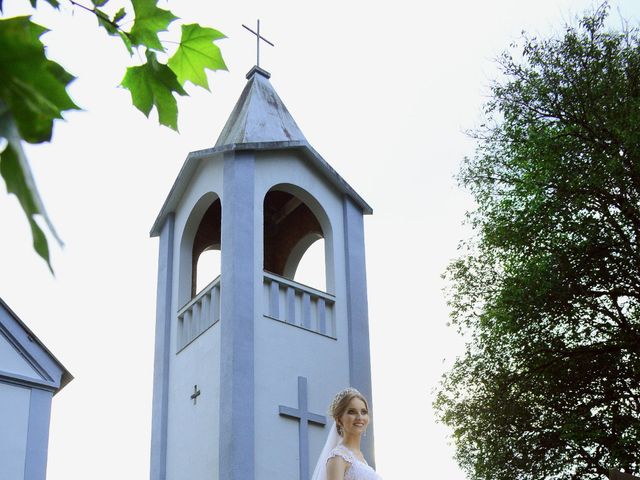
[0,0,227,270]
[435,5,640,479]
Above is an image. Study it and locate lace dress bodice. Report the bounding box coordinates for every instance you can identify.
[327,444,382,480]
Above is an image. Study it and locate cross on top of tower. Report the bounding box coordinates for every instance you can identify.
[242,19,274,69]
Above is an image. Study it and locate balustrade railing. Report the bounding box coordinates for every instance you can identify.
[177,276,221,351]
[263,272,335,337]
[177,273,335,351]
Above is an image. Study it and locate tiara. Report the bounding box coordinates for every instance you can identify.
[329,387,362,416]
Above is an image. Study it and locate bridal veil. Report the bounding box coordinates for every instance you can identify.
[310,421,340,480]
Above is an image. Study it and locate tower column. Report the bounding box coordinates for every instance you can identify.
[150,213,174,480]
[343,196,375,466]
[219,151,256,480]
[24,388,53,480]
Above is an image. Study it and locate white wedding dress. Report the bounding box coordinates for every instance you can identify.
[311,422,382,480]
[327,444,382,480]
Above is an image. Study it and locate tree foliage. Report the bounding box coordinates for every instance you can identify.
[0,0,227,271]
[435,5,640,479]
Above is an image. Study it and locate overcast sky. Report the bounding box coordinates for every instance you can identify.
[2,1,640,479]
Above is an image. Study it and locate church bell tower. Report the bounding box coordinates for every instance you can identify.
[149,64,374,480]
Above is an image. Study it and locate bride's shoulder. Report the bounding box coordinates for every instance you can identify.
[328,444,355,464]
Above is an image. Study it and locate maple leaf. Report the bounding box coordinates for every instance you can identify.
[129,0,177,51]
[0,107,58,272]
[0,6,227,270]
[27,0,59,8]
[0,16,74,269]
[121,50,187,130]
[0,144,51,271]
[0,16,78,143]
[168,23,227,89]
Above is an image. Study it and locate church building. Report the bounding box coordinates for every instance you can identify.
[149,59,375,480]
[0,297,72,480]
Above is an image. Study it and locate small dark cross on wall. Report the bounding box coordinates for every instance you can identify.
[190,385,201,405]
[279,376,327,480]
[242,19,274,68]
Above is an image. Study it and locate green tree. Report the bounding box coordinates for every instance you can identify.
[0,0,227,271]
[435,5,640,480]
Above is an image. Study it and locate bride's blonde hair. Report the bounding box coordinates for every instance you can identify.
[329,387,369,436]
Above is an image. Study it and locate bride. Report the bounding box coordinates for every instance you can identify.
[311,388,382,480]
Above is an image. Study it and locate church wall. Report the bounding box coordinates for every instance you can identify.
[254,318,350,480]
[165,326,221,480]
[165,155,224,480]
[253,150,352,480]
[0,381,31,480]
[0,302,69,480]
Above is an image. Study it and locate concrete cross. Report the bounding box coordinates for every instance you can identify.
[190,385,201,405]
[279,376,327,480]
[242,19,274,68]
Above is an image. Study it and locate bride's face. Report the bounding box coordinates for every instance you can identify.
[338,397,369,437]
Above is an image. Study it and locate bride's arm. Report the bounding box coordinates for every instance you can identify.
[326,456,348,480]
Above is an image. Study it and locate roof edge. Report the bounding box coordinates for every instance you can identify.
[150,141,372,237]
[0,297,73,391]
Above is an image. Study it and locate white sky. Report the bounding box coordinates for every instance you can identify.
[1,1,639,479]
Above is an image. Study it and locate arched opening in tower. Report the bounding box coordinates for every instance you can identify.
[263,190,326,291]
[192,198,221,297]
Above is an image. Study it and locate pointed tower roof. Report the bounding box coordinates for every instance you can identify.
[215,67,306,146]
[150,67,372,237]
